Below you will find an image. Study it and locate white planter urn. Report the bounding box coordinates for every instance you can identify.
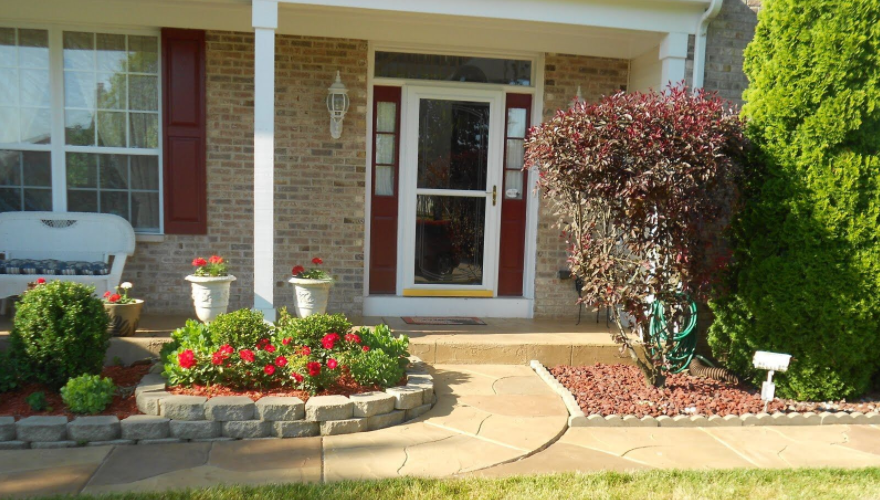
[186,274,236,323]
[289,277,333,317]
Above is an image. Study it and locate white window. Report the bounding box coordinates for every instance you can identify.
[0,26,162,233]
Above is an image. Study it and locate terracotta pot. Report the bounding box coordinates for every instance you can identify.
[288,277,333,317]
[104,299,144,337]
[186,274,236,323]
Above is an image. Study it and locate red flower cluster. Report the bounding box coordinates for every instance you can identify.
[321,333,340,350]
[362,346,370,352]
[291,372,304,383]
[192,257,207,267]
[208,255,223,264]
[282,338,292,346]
[211,344,234,365]
[36,277,46,284]
[307,361,322,377]
[256,338,275,353]
[103,291,121,303]
[274,355,287,367]
[291,265,305,275]
[327,358,338,370]
[178,349,196,369]
[300,346,312,356]
[344,333,361,344]
[264,364,276,375]
[312,257,323,265]
[239,349,255,363]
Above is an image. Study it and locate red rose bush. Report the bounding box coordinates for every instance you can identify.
[161,308,410,394]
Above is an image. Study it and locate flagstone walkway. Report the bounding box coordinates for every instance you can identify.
[2,364,880,498]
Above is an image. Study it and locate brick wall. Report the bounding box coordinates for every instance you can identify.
[534,53,629,318]
[686,0,762,106]
[123,31,368,319]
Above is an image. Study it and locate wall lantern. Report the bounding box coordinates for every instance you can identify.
[326,71,350,139]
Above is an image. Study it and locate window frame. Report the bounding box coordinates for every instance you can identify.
[0,23,163,234]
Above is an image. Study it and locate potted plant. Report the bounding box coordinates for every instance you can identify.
[103,282,144,337]
[289,257,333,317]
[186,255,236,323]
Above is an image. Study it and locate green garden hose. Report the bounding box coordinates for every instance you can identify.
[648,295,698,373]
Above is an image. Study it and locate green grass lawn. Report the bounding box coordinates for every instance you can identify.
[55,468,880,500]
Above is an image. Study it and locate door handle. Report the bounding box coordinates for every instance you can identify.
[492,185,497,206]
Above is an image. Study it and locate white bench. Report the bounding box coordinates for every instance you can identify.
[0,212,136,306]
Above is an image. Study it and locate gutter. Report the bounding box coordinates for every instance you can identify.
[691,0,723,90]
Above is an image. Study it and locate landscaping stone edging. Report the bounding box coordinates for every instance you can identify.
[529,359,880,428]
[0,356,434,449]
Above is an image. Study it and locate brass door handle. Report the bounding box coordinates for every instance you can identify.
[492,185,497,206]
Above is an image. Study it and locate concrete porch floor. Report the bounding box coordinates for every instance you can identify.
[0,313,630,367]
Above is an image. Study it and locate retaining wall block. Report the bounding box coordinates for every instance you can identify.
[31,441,77,449]
[255,397,305,421]
[349,392,396,418]
[67,416,120,442]
[135,373,166,396]
[221,420,271,439]
[272,421,320,438]
[139,438,183,445]
[160,396,207,421]
[366,410,405,431]
[0,416,15,441]
[405,403,432,421]
[16,416,68,442]
[87,440,136,447]
[320,418,367,436]
[170,420,222,440]
[385,387,424,410]
[705,415,744,427]
[0,441,29,450]
[121,415,170,440]
[205,396,255,421]
[305,395,354,421]
[136,391,171,416]
[821,412,854,425]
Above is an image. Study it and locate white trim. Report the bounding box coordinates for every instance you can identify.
[364,296,535,318]
[523,51,545,302]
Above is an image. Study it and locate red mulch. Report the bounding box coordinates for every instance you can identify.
[168,371,405,403]
[551,364,879,418]
[0,365,150,420]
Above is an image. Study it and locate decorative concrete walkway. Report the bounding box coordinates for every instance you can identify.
[3,365,880,498]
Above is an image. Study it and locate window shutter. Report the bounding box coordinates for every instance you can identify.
[368,86,402,294]
[498,93,532,296]
[161,28,207,234]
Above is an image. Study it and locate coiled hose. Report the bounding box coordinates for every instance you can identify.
[648,295,698,373]
[689,355,741,385]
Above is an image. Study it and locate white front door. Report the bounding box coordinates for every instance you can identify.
[399,86,505,297]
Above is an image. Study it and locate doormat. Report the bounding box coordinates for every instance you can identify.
[402,317,487,326]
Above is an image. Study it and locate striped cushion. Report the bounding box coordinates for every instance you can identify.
[0,259,110,276]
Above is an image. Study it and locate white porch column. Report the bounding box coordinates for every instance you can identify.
[659,32,689,89]
[252,0,278,321]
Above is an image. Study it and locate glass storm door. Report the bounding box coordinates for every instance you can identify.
[401,87,503,296]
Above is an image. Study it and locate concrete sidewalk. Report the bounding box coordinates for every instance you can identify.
[2,364,880,498]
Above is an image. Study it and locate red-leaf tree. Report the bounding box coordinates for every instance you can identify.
[524,85,746,385]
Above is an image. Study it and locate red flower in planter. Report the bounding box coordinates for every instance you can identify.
[327,358,338,370]
[264,364,276,375]
[36,277,46,284]
[300,346,311,356]
[321,333,340,350]
[192,257,207,267]
[344,333,361,344]
[307,361,321,377]
[291,265,305,276]
[282,338,292,346]
[208,255,224,264]
[178,349,196,369]
[362,346,370,352]
[103,291,112,298]
[291,372,304,383]
[274,355,287,367]
[107,293,121,303]
[211,352,225,365]
[312,257,323,265]
[239,349,255,363]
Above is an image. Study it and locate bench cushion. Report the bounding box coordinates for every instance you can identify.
[0,259,110,276]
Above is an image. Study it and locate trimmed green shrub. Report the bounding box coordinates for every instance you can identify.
[348,348,406,387]
[208,308,272,347]
[26,391,48,411]
[708,0,880,400]
[61,375,116,414]
[277,310,353,347]
[10,281,110,389]
[0,349,21,393]
[357,324,410,369]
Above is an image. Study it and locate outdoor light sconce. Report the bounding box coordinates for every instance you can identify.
[753,350,792,412]
[326,71,350,139]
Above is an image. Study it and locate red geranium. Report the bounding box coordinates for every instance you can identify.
[264,364,276,375]
[239,349,255,363]
[327,358,338,370]
[265,344,276,353]
[36,277,46,284]
[256,338,270,350]
[103,291,112,298]
[291,265,305,275]
[362,346,370,352]
[282,338,292,346]
[219,344,234,355]
[274,355,287,367]
[107,293,121,303]
[344,333,361,344]
[208,255,224,264]
[321,333,340,350]
[211,352,224,365]
[291,372,304,383]
[178,349,196,369]
[312,257,323,265]
[300,346,311,356]
[192,257,207,267]
[307,361,321,377]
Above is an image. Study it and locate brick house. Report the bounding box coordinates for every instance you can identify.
[0,0,760,320]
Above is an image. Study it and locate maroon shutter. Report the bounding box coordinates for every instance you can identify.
[498,93,532,296]
[162,28,207,234]
[368,86,402,294]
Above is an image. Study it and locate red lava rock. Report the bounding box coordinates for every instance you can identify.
[550,364,879,418]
